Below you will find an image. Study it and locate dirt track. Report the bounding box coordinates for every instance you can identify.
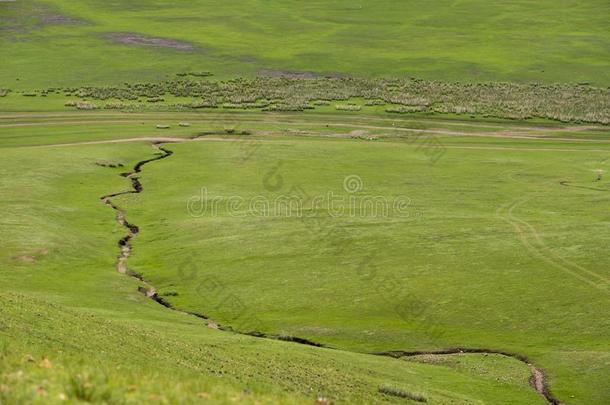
[2,113,609,145]
[25,135,610,155]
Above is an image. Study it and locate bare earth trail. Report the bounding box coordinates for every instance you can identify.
[25,135,610,154]
[496,169,610,292]
[496,198,609,292]
[0,111,607,134]
[1,113,609,144]
[99,138,564,404]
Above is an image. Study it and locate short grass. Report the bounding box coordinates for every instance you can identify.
[2,114,605,402]
[1,0,609,88]
[1,110,609,147]
[2,0,609,401]
[0,136,546,404]
[119,129,609,403]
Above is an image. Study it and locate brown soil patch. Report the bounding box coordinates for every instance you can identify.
[105,33,195,51]
[15,255,36,263]
[39,13,83,25]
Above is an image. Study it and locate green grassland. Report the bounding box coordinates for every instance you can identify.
[1,0,610,88]
[1,131,552,404]
[0,114,608,403]
[1,0,609,403]
[123,128,610,403]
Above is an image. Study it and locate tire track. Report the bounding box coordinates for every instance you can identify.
[559,180,609,193]
[496,198,608,292]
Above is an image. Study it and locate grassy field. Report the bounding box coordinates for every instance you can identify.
[1,125,557,404]
[124,127,610,404]
[1,0,609,403]
[0,113,608,403]
[1,0,610,88]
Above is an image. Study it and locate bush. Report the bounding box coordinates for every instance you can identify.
[335,104,361,111]
[386,105,426,113]
[378,385,427,402]
[42,76,610,124]
[65,373,113,402]
[76,101,97,110]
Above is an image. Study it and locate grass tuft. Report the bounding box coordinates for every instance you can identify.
[378,384,427,402]
[65,372,114,403]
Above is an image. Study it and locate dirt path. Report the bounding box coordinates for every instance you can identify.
[2,114,609,143]
[495,174,609,292]
[24,134,610,154]
[37,136,187,147]
[98,139,564,404]
[1,111,607,133]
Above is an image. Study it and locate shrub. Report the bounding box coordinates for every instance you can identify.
[386,105,426,113]
[42,76,610,124]
[65,373,113,402]
[222,103,245,109]
[335,104,361,111]
[76,101,97,110]
[103,102,129,109]
[378,385,427,402]
[185,101,218,109]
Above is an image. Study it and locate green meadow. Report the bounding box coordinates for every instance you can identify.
[1,0,609,403]
[1,114,608,403]
[1,0,610,88]
[0,126,549,404]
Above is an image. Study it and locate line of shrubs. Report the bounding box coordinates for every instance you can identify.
[48,76,610,124]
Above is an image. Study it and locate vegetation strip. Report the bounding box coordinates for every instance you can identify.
[9,76,610,124]
[100,139,564,404]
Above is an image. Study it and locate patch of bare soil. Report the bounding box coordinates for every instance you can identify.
[529,364,546,395]
[0,2,86,36]
[105,33,195,51]
[39,13,83,25]
[15,255,35,263]
[12,248,49,263]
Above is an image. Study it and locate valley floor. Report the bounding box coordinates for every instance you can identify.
[1,112,608,404]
